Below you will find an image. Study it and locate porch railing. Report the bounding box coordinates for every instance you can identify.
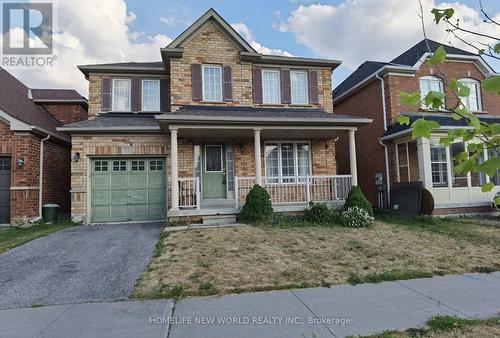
[178,177,200,209]
[235,175,352,208]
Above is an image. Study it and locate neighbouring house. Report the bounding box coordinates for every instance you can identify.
[0,67,88,225]
[58,8,371,224]
[334,39,500,215]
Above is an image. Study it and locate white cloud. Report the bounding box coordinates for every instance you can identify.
[278,0,500,72]
[1,0,172,96]
[160,16,177,26]
[231,22,293,56]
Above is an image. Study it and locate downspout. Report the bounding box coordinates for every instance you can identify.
[375,74,391,206]
[39,134,51,219]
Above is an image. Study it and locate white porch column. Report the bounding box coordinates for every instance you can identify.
[348,129,358,186]
[170,128,179,210]
[417,137,433,191]
[254,129,262,186]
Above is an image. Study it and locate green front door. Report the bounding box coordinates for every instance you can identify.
[91,158,166,223]
[202,145,226,199]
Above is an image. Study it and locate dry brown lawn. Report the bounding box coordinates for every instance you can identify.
[134,218,500,299]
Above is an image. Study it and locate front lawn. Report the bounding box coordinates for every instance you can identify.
[0,222,75,254]
[134,217,500,299]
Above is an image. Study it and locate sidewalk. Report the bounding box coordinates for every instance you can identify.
[1,272,499,338]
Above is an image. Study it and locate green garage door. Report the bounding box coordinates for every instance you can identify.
[91,158,167,223]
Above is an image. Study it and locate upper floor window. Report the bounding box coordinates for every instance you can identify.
[112,79,131,111]
[262,69,281,104]
[202,65,222,102]
[290,70,308,105]
[142,79,160,111]
[419,76,444,110]
[458,78,481,112]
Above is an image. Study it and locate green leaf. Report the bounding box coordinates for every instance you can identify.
[400,92,421,106]
[444,8,455,19]
[481,182,495,193]
[456,81,470,97]
[424,91,445,110]
[428,46,446,67]
[490,123,500,134]
[397,115,410,126]
[451,113,462,120]
[454,158,475,175]
[478,157,500,177]
[412,119,440,139]
[495,196,500,205]
[482,77,500,95]
[431,8,444,24]
[494,43,500,54]
[453,151,468,162]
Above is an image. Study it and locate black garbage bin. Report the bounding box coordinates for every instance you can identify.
[42,204,59,223]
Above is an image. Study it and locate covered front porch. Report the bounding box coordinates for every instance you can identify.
[156,106,371,219]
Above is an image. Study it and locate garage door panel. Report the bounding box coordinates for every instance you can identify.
[130,175,147,189]
[92,175,110,190]
[130,190,147,204]
[110,190,128,205]
[92,191,110,206]
[91,158,166,223]
[92,206,110,222]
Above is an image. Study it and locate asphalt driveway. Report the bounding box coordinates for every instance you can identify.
[0,222,162,309]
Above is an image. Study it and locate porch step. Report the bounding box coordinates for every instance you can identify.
[202,214,237,226]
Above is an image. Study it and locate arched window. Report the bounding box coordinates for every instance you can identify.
[458,78,482,112]
[419,76,444,110]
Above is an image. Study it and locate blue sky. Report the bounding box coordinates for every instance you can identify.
[125,0,500,86]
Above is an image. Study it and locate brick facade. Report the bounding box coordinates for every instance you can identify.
[41,103,88,125]
[1,120,71,224]
[335,59,499,208]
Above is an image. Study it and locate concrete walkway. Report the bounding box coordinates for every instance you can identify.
[0,273,499,338]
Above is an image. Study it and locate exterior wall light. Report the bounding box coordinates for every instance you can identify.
[73,152,80,163]
[239,144,245,153]
[16,158,25,169]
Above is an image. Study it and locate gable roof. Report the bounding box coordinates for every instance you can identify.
[78,61,165,77]
[333,39,493,104]
[166,8,256,53]
[31,89,86,102]
[0,67,69,141]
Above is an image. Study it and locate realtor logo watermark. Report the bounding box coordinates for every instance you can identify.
[1,0,57,67]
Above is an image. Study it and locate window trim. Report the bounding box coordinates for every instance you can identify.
[430,142,448,187]
[141,79,160,112]
[262,68,281,105]
[395,141,411,182]
[458,78,482,112]
[264,141,312,184]
[419,76,445,110]
[112,78,132,112]
[290,70,309,105]
[202,64,223,102]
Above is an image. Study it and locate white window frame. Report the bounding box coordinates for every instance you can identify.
[419,76,445,110]
[290,70,309,105]
[430,142,448,187]
[204,145,224,173]
[458,78,482,112]
[202,65,222,102]
[264,141,312,184]
[141,79,160,111]
[112,78,131,111]
[262,69,281,104]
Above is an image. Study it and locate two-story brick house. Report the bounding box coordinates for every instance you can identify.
[0,67,88,225]
[334,39,499,215]
[58,9,371,224]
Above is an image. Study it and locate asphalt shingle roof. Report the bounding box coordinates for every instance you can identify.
[31,89,86,101]
[333,61,389,98]
[60,114,160,129]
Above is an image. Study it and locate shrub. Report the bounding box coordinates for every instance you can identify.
[344,185,373,216]
[240,185,273,223]
[304,203,332,224]
[341,206,374,228]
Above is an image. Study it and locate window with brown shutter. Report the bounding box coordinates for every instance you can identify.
[191,64,202,101]
[101,78,112,111]
[160,79,170,112]
[252,68,262,104]
[131,78,141,111]
[223,66,232,101]
[281,69,291,104]
[308,70,319,104]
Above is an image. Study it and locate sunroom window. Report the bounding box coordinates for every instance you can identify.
[430,143,448,187]
[262,69,280,104]
[458,78,481,112]
[419,76,444,110]
[488,148,500,186]
[264,142,311,183]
